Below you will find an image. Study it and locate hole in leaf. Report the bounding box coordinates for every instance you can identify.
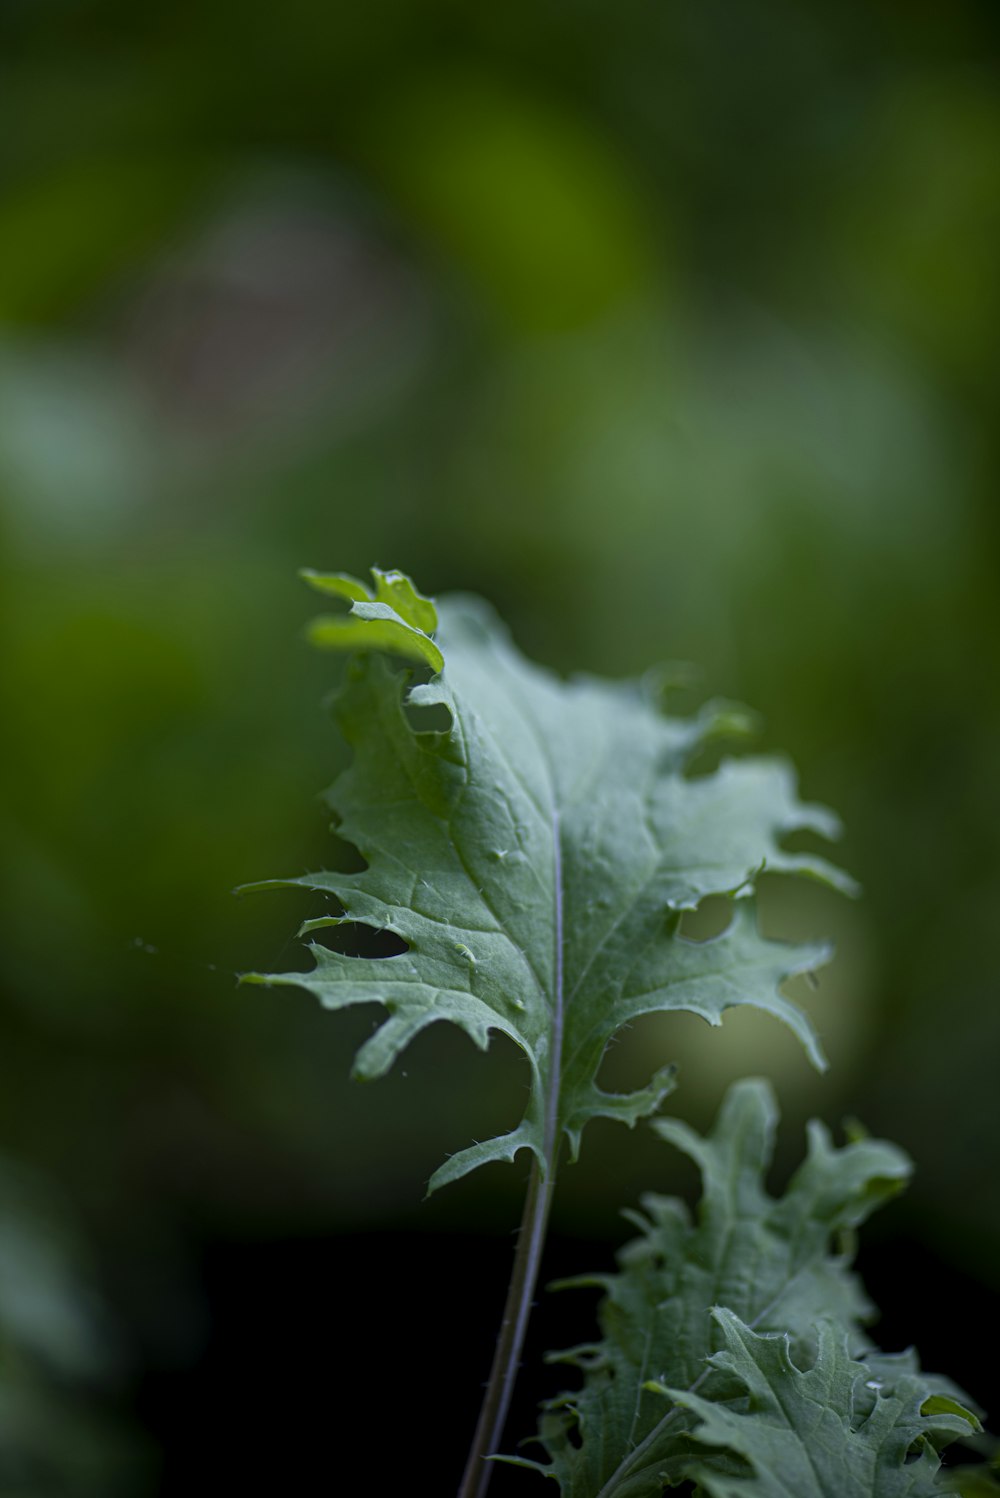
[310,923,409,959]
[323,826,368,874]
[592,1012,679,1108]
[678,895,732,942]
[564,1418,583,1451]
[680,739,728,780]
[403,697,453,735]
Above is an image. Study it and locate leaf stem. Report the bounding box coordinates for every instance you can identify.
[458,806,566,1498]
[456,1157,557,1498]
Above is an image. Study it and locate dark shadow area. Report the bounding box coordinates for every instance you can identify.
[308,921,410,959]
[130,1216,1000,1492]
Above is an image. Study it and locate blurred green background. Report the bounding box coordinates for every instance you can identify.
[1,0,999,1489]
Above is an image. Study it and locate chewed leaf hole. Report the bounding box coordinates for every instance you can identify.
[680,739,728,781]
[322,825,369,874]
[564,1419,583,1451]
[678,895,732,942]
[312,923,409,959]
[403,697,453,735]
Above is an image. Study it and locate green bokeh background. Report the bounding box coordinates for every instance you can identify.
[1,0,998,1486]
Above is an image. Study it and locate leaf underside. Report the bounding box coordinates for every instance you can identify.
[242,567,855,1191]
[511,1080,981,1497]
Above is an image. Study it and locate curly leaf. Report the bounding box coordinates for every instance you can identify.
[301,566,443,670]
[242,570,852,1191]
[514,1080,922,1495]
[671,1309,980,1497]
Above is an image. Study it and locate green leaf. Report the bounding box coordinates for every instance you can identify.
[671,1309,981,1497]
[300,566,443,671]
[243,571,853,1192]
[516,1079,917,1495]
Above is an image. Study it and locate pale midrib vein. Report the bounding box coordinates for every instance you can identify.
[360,647,574,1167]
[544,804,566,1163]
[454,699,568,1498]
[493,669,577,1167]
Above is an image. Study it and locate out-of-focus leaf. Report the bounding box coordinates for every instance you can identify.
[360,73,656,329]
[512,1079,916,1495]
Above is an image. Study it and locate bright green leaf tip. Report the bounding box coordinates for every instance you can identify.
[300,565,443,672]
[921,1394,983,1434]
